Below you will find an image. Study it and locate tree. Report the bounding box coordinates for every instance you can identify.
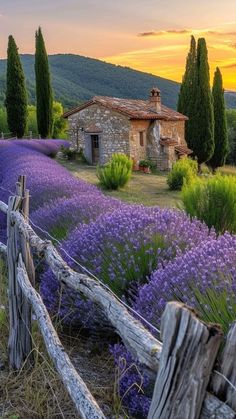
[191,38,214,167]
[208,68,228,171]
[35,27,53,138]
[177,36,197,150]
[5,35,27,138]
[52,101,67,138]
[226,109,236,165]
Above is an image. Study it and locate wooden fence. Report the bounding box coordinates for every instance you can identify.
[0,175,236,419]
[0,132,40,140]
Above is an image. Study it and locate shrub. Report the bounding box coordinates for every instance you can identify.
[139,159,151,168]
[181,174,236,233]
[96,153,132,190]
[167,158,197,190]
[61,145,77,160]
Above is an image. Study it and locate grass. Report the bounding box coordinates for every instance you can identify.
[59,159,181,208]
[219,165,236,176]
[59,159,236,209]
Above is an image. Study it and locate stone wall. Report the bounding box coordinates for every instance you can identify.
[160,120,186,145]
[129,120,150,161]
[67,104,130,165]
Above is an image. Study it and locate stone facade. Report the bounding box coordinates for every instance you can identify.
[68,104,130,165]
[65,91,190,170]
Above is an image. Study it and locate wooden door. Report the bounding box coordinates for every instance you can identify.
[91,135,100,164]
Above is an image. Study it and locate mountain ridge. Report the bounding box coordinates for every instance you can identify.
[0,53,235,110]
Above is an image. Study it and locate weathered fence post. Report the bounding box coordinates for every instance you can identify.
[148,302,223,419]
[7,176,34,369]
[211,322,236,411]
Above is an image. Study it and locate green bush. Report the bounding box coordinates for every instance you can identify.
[61,145,77,160]
[96,153,132,190]
[181,174,236,233]
[167,158,197,190]
[191,285,236,334]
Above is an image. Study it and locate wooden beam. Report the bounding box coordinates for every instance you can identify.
[17,254,105,419]
[148,302,223,419]
[0,241,7,256]
[0,201,8,214]
[211,322,236,411]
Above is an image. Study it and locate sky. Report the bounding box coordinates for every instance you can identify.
[0,0,236,89]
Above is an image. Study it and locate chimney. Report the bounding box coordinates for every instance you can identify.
[149,87,161,112]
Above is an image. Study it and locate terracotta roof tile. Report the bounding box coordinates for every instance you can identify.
[160,138,179,146]
[63,96,188,121]
[175,145,192,155]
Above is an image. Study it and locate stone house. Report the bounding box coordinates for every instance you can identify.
[63,88,191,170]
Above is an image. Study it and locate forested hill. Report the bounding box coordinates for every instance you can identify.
[0,53,235,110]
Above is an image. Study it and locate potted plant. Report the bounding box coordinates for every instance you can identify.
[139,160,151,173]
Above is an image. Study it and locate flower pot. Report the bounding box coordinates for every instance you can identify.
[144,167,151,174]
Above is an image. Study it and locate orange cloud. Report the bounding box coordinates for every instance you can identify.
[138,29,236,38]
[138,29,190,37]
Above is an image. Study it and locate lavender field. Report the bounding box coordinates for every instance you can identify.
[0,140,235,417]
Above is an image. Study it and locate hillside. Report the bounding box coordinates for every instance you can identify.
[0,53,235,110]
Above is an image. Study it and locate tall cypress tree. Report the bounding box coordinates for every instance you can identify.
[5,35,28,138]
[177,36,197,150]
[35,27,53,138]
[208,68,228,171]
[191,38,214,167]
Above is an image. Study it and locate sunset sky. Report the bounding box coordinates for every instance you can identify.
[1,0,236,89]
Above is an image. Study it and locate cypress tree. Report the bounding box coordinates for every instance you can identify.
[5,35,28,138]
[191,38,214,167]
[177,36,197,149]
[208,67,228,171]
[35,27,53,138]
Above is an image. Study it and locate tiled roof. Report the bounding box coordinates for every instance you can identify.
[160,138,179,146]
[63,96,188,121]
[175,145,192,155]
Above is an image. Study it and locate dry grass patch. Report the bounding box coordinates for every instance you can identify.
[0,260,115,418]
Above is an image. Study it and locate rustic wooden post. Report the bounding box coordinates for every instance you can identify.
[211,322,236,411]
[7,176,34,369]
[148,302,223,419]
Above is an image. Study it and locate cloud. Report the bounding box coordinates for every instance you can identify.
[138,29,236,38]
[222,62,236,69]
[138,29,190,37]
[207,30,236,36]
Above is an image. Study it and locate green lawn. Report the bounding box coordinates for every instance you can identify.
[59,159,236,208]
[59,159,181,208]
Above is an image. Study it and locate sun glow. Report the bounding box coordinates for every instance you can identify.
[102,27,236,89]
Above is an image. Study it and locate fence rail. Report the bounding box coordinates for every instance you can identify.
[0,175,236,419]
[0,132,41,140]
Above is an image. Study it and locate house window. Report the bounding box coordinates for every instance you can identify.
[139,131,145,146]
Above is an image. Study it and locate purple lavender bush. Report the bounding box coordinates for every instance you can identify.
[0,141,120,229]
[61,206,215,296]
[40,206,214,333]
[113,232,236,417]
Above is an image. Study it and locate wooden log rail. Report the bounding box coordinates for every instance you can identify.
[0,176,236,419]
[17,254,105,419]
